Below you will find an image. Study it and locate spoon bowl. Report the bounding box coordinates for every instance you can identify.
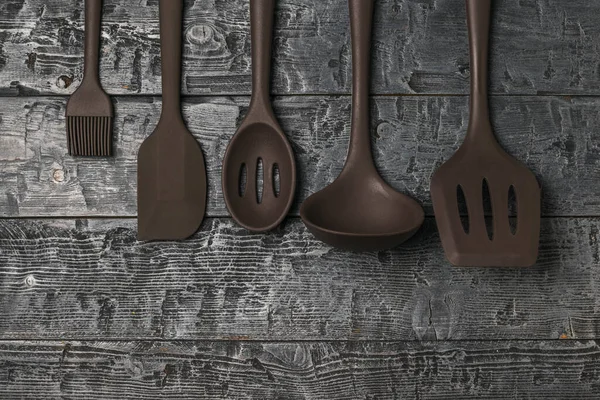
[223,120,296,232]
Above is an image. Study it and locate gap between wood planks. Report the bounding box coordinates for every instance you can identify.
[0,216,596,220]
[0,338,591,343]
[0,92,597,98]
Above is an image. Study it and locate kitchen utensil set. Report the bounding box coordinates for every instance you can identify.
[65,0,541,267]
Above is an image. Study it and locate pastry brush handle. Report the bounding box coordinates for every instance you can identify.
[83,0,103,83]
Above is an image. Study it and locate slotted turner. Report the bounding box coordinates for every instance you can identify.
[137,0,207,240]
[430,0,540,267]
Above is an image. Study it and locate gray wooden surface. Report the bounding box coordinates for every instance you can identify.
[1,0,600,96]
[1,0,600,398]
[2,340,600,399]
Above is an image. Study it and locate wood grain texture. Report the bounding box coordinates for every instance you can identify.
[1,0,600,95]
[1,340,600,399]
[0,217,599,340]
[1,95,597,218]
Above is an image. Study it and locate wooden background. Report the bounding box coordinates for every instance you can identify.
[1,0,600,398]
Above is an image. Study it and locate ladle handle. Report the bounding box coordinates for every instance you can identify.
[249,0,275,112]
[466,0,494,142]
[83,0,102,83]
[345,0,376,169]
[159,0,184,119]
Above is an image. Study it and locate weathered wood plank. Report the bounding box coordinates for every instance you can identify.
[1,0,599,95]
[0,217,598,340]
[0,95,597,218]
[1,340,599,399]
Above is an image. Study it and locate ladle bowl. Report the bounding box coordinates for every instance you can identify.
[301,161,424,252]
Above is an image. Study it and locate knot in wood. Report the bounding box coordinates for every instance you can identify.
[25,275,36,287]
[53,169,65,183]
[376,122,393,139]
[186,24,215,46]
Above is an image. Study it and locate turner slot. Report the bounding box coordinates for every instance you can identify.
[508,185,518,235]
[482,178,493,240]
[457,185,469,234]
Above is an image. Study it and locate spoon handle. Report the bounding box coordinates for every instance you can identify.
[345,0,375,169]
[249,0,275,111]
[466,0,494,141]
[159,0,183,119]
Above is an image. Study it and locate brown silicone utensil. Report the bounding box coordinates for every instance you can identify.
[430,0,540,267]
[137,0,207,240]
[300,0,424,252]
[66,0,113,156]
[222,0,296,232]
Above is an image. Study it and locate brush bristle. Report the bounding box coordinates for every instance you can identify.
[67,116,113,156]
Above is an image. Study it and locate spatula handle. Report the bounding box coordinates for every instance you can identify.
[467,0,492,130]
[159,0,183,118]
[249,0,275,111]
[83,0,102,82]
[345,0,376,168]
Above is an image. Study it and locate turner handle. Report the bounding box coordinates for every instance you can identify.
[83,0,102,83]
[466,0,493,136]
[345,0,376,169]
[159,0,184,118]
[248,0,275,112]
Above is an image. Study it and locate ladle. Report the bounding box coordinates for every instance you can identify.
[300,0,424,252]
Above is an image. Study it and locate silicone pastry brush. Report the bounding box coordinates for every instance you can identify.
[66,0,113,156]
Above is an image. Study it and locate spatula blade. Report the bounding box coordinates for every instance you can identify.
[137,125,207,241]
[431,154,541,267]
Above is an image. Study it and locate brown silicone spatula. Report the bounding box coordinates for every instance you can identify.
[300,0,424,252]
[222,0,296,232]
[137,0,207,240]
[430,0,541,267]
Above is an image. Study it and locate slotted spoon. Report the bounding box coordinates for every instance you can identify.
[222,0,296,232]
